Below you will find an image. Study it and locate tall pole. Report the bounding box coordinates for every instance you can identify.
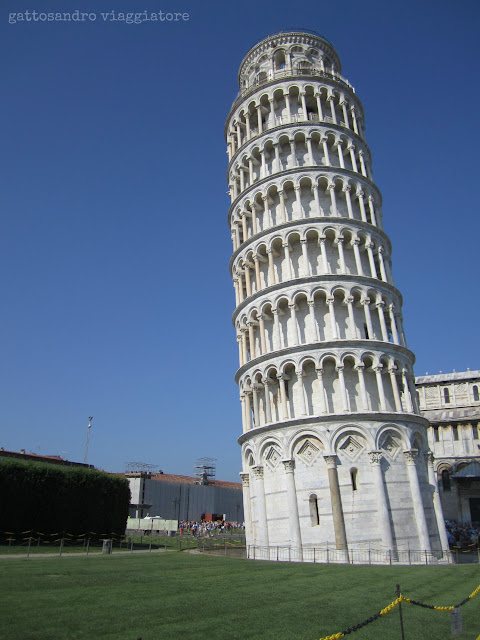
[84,416,93,464]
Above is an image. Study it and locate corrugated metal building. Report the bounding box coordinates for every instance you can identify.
[125,471,244,522]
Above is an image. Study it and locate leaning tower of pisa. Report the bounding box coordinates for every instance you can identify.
[226,31,448,559]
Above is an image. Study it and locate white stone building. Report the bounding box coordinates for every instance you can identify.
[225,30,448,558]
[416,370,480,525]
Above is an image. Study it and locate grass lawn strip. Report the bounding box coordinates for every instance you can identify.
[0,553,478,640]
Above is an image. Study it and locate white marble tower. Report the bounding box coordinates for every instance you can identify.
[225,31,448,558]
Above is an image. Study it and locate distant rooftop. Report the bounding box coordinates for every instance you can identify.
[0,448,93,468]
[416,370,480,385]
[122,470,241,490]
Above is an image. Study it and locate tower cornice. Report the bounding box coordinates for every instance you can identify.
[231,273,403,322]
[234,339,415,383]
[237,412,429,446]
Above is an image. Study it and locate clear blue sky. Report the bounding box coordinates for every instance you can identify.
[1,0,479,481]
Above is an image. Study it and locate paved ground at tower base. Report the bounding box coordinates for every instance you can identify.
[0,552,478,639]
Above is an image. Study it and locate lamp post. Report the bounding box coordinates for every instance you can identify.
[84,416,93,464]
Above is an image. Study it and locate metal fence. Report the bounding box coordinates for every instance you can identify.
[0,532,247,558]
[246,545,466,565]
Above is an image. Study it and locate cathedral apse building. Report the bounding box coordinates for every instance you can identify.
[225,30,449,560]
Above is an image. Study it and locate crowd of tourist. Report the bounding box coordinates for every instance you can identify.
[179,521,245,537]
[445,520,480,547]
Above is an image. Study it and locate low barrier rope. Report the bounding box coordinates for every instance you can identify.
[317,584,480,640]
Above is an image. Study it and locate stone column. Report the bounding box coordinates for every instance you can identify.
[341,100,349,127]
[324,455,348,552]
[290,139,298,168]
[316,368,327,413]
[237,334,243,367]
[357,190,367,222]
[250,205,258,234]
[244,390,252,430]
[283,242,292,280]
[263,380,272,423]
[274,143,281,173]
[239,167,245,192]
[252,384,260,426]
[348,144,358,172]
[267,249,276,285]
[425,452,450,552]
[241,329,248,364]
[237,271,245,303]
[358,150,367,176]
[345,296,357,339]
[343,185,354,218]
[396,313,407,347]
[356,364,369,410]
[362,298,374,339]
[240,473,253,544]
[247,321,256,359]
[278,190,286,222]
[352,239,364,275]
[300,92,308,120]
[282,460,302,550]
[388,305,400,345]
[272,308,282,349]
[366,243,378,278]
[257,314,267,355]
[245,112,251,140]
[308,301,320,341]
[374,365,387,411]
[306,136,314,165]
[244,263,252,297]
[336,238,346,273]
[377,247,388,282]
[253,255,261,290]
[327,297,338,339]
[312,183,322,215]
[289,303,299,346]
[319,237,329,273]
[328,95,337,124]
[376,302,389,341]
[404,450,431,552]
[335,142,345,168]
[285,92,291,121]
[248,157,254,184]
[277,374,289,420]
[402,369,414,412]
[368,451,395,551]
[368,196,377,226]
[260,149,267,179]
[296,370,308,416]
[328,183,337,216]
[234,223,241,249]
[321,137,330,165]
[233,278,239,306]
[337,365,349,411]
[300,239,311,277]
[388,367,403,411]
[262,195,271,227]
[240,393,246,432]
[350,107,358,134]
[252,466,269,546]
[294,185,303,218]
[256,105,263,134]
[315,92,323,120]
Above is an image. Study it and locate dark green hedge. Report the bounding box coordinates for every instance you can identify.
[0,458,130,537]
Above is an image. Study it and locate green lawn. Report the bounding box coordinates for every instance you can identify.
[0,553,479,640]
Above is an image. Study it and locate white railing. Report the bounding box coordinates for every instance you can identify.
[236,67,355,101]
